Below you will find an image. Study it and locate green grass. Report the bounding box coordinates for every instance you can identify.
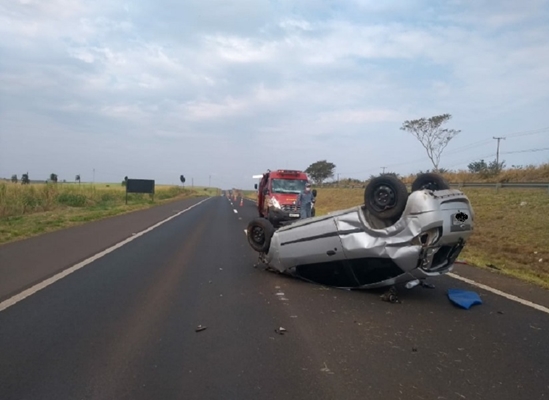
[312,186,549,289]
[0,182,221,245]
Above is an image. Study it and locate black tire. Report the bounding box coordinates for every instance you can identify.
[364,175,408,220]
[247,218,275,253]
[412,173,450,192]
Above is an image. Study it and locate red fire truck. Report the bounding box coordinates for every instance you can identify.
[254,169,317,227]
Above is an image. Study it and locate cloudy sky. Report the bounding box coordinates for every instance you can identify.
[1,0,548,188]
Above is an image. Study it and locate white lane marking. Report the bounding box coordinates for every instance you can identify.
[0,197,212,313]
[233,209,238,214]
[447,272,549,315]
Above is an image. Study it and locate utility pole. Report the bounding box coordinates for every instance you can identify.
[493,137,506,172]
[209,175,211,188]
[381,167,386,174]
[192,178,194,188]
[93,168,95,185]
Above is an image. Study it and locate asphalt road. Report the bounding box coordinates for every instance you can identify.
[0,195,548,400]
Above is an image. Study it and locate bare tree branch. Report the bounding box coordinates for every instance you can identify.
[400,114,460,171]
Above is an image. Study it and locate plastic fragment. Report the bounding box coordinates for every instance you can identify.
[405,279,420,289]
[195,325,207,332]
[447,289,482,309]
[275,327,287,335]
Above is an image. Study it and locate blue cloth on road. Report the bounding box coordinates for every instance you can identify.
[447,289,482,309]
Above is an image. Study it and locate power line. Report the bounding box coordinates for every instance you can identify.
[445,153,497,169]
[432,127,547,155]
[501,147,549,155]
[504,126,549,139]
[338,126,549,176]
[449,138,494,153]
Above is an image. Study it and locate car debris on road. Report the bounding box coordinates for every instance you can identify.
[275,327,287,335]
[246,173,475,291]
[381,286,401,303]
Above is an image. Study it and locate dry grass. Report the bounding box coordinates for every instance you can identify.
[328,163,549,188]
[456,188,549,288]
[0,182,219,244]
[401,163,549,185]
[242,190,257,201]
[311,186,549,288]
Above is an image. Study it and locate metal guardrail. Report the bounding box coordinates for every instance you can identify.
[447,182,549,188]
[327,182,549,193]
[410,182,549,193]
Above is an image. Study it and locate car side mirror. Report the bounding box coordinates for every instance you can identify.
[263,188,269,195]
[312,189,317,197]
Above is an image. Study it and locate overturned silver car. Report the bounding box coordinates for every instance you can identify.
[246,173,474,289]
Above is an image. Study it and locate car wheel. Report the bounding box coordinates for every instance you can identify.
[364,175,408,220]
[412,173,450,192]
[247,218,275,253]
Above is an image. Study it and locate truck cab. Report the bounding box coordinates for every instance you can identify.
[254,170,316,227]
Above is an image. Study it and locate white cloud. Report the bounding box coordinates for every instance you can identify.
[1,0,548,186]
[319,109,403,124]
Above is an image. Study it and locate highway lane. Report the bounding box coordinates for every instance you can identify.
[0,195,548,400]
[0,196,210,302]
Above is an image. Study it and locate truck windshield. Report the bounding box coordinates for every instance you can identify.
[271,179,307,194]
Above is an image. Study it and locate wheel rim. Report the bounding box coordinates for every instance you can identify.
[371,185,396,211]
[251,226,265,245]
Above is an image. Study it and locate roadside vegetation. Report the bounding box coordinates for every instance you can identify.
[0,182,219,244]
[323,163,549,189]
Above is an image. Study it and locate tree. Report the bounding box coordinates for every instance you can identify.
[467,159,505,177]
[305,160,336,185]
[50,173,58,183]
[11,174,18,183]
[400,114,461,172]
[21,173,30,184]
[75,174,81,184]
[467,160,488,173]
[180,175,186,185]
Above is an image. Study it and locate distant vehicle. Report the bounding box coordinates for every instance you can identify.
[246,173,474,290]
[254,170,317,227]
